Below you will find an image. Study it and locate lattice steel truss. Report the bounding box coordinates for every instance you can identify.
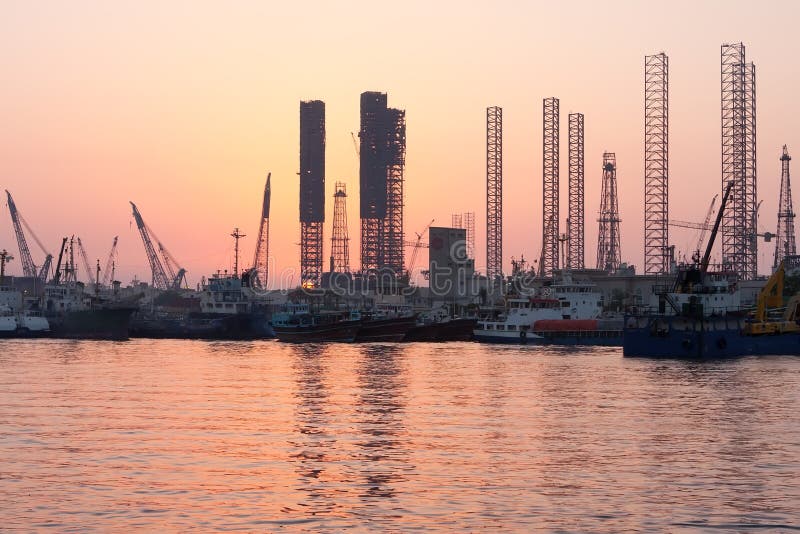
[567,113,584,270]
[299,100,325,287]
[644,52,669,274]
[721,43,757,280]
[486,106,503,280]
[252,172,271,288]
[383,108,406,275]
[542,97,560,277]
[452,212,476,260]
[597,153,621,272]
[331,182,350,273]
[774,146,795,268]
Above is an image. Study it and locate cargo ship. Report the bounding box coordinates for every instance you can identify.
[44,283,134,340]
[272,310,361,343]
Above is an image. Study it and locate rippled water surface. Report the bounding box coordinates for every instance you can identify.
[1,340,799,531]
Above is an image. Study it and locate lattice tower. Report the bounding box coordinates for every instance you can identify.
[331,182,350,273]
[299,100,325,287]
[542,97,559,277]
[382,108,406,275]
[452,212,476,260]
[486,106,503,280]
[774,145,796,268]
[596,152,621,272]
[644,52,669,274]
[567,113,584,269]
[359,92,388,273]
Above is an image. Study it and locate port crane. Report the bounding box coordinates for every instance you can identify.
[5,190,53,284]
[405,219,434,278]
[130,202,186,290]
[101,236,119,287]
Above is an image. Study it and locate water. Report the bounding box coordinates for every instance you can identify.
[1,339,799,531]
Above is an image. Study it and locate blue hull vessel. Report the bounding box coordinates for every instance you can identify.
[624,314,800,358]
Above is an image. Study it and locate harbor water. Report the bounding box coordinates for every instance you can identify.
[1,340,799,531]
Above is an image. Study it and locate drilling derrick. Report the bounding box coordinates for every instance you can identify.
[486,106,503,281]
[383,107,406,275]
[721,43,757,279]
[542,97,560,277]
[644,52,669,274]
[359,92,388,273]
[774,146,796,268]
[596,153,621,272]
[300,101,326,287]
[330,182,350,273]
[252,172,271,288]
[567,113,584,269]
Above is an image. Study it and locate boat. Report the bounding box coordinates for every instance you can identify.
[43,281,134,340]
[130,271,274,340]
[403,310,477,342]
[272,310,361,343]
[473,271,614,345]
[623,180,800,358]
[354,303,417,342]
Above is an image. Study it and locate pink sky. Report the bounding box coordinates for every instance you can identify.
[2,1,799,286]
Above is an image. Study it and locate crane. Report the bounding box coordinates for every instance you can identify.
[5,190,53,283]
[101,236,119,287]
[130,202,172,290]
[406,219,434,277]
[75,237,94,288]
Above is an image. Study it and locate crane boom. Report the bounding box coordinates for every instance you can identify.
[76,237,93,285]
[696,195,718,253]
[130,202,171,290]
[407,219,435,275]
[701,181,734,274]
[101,236,118,286]
[5,190,37,277]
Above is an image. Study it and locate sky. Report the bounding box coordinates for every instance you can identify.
[1,0,799,287]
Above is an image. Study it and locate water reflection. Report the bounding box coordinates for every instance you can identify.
[355,345,410,501]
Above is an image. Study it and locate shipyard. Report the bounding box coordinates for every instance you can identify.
[3,3,800,532]
[1,43,799,355]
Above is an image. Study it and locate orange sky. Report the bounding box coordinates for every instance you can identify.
[2,1,799,287]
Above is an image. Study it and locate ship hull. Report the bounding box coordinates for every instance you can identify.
[355,316,417,342]
[404,318,477,342]
[130,312,274,340]
[273,320,361,343]
[624,315,800,358]
[46,308,135,341]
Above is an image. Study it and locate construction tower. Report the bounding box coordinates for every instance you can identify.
[721,43,757,279]
[383,108,406,275]
[597,152,621,272]
[358,91,406,276]
[542,97,560,277]
[252,172,271,288]
[486,106,503,281]
[567,113,584,269]
[774,146,796,268]
[300,100,326,287]
[644,52,670,274]
[330,182,350,273]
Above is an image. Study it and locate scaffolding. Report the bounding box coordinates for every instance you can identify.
[774,146,795,268]
[542,97,560,277]
[383,108,406,275]
[486,106,503,281]
[452,212,476,259]
[721,43,757,280]
[331,182,350,273]
[567,113,584,269]
[597,152,621,272]
[644,52,669,274]
[299,100,325,287]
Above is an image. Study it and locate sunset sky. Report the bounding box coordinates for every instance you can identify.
[2,1,799,287]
